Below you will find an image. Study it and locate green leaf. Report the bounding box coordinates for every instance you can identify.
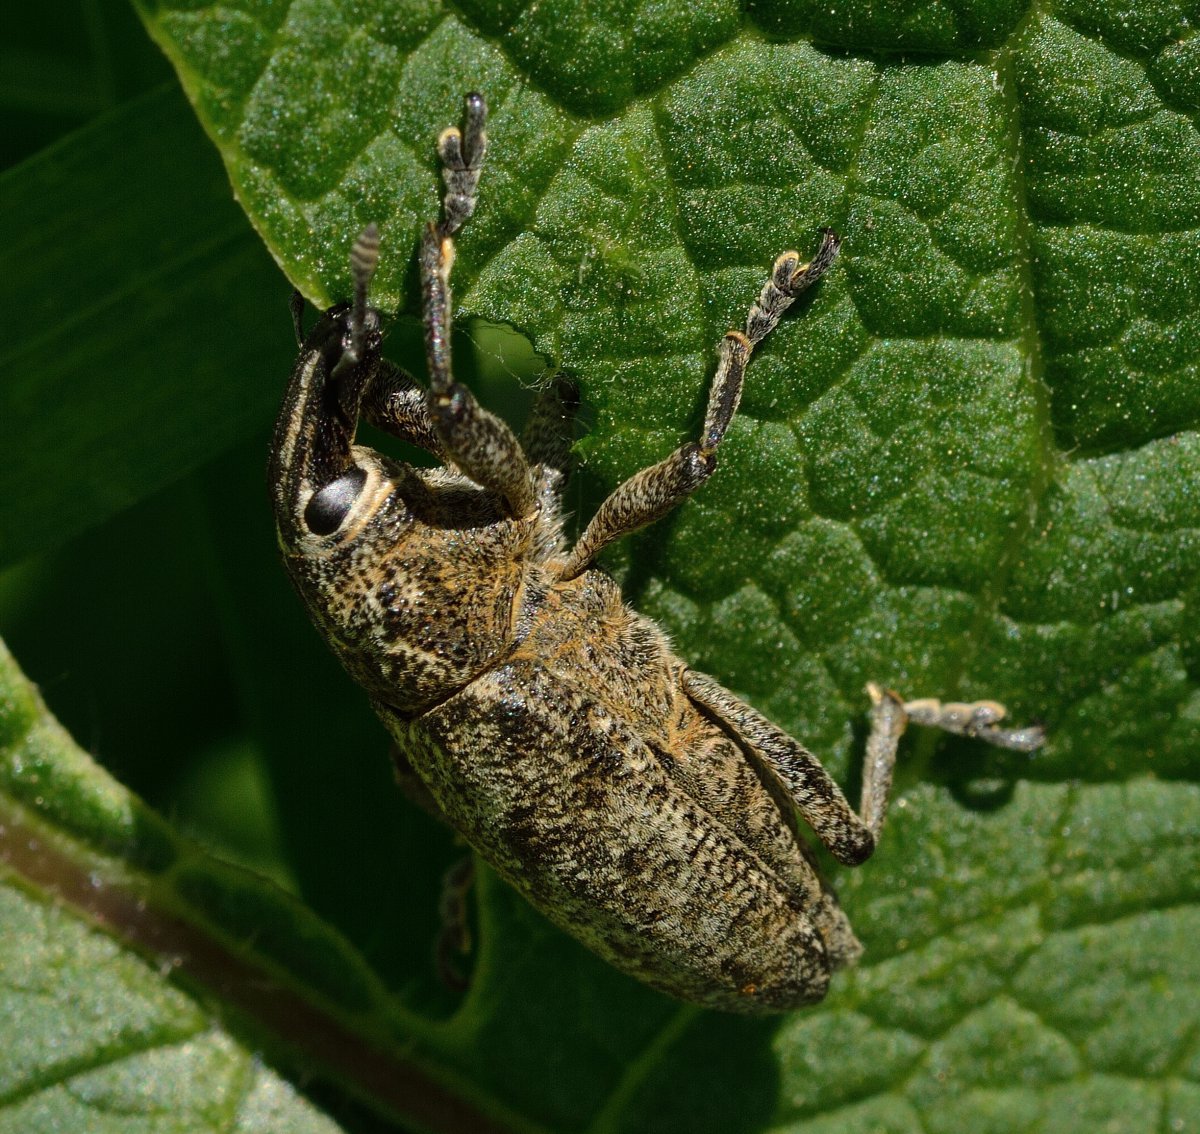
[0,882,348,1134]
[0,84,291,566]
[2,0,1198,1132]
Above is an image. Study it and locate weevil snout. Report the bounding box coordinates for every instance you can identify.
[316,302,384,377]
[269,297,386,547]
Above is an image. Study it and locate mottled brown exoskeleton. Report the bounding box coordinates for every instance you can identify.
[271,94,1044,1013]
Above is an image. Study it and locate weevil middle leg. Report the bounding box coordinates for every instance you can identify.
[522,375,581,538]
[556,231,842,582]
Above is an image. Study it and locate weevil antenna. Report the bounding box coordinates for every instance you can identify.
[329,224,380,383]
[348,223,380,361]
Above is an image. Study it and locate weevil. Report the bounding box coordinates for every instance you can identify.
[271,94,1044,1013]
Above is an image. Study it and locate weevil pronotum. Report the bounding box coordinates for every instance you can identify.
[271,94,1044,1013]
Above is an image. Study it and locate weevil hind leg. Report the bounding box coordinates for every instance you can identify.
[683,670,879,866]
[685,671,1045,871]
[673,673,866,971]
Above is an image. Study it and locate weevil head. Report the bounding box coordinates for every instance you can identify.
[269,298,383,541]
[277,448,534,717]
[271,289,532,717]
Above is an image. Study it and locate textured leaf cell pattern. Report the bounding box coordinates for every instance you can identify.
[2,0,1198,1132]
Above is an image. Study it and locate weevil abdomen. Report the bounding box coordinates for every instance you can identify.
[370,566,854,1013]
[387,655,835,1013]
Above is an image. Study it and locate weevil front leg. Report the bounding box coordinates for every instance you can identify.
[420,93,537,518]
[683,672,1044,866]
[557,231,841,581]
[360,360,448,460]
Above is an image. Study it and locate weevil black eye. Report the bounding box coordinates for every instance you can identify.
[305,467,368,535]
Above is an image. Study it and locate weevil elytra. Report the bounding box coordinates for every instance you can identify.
[271,94,1044,1014]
